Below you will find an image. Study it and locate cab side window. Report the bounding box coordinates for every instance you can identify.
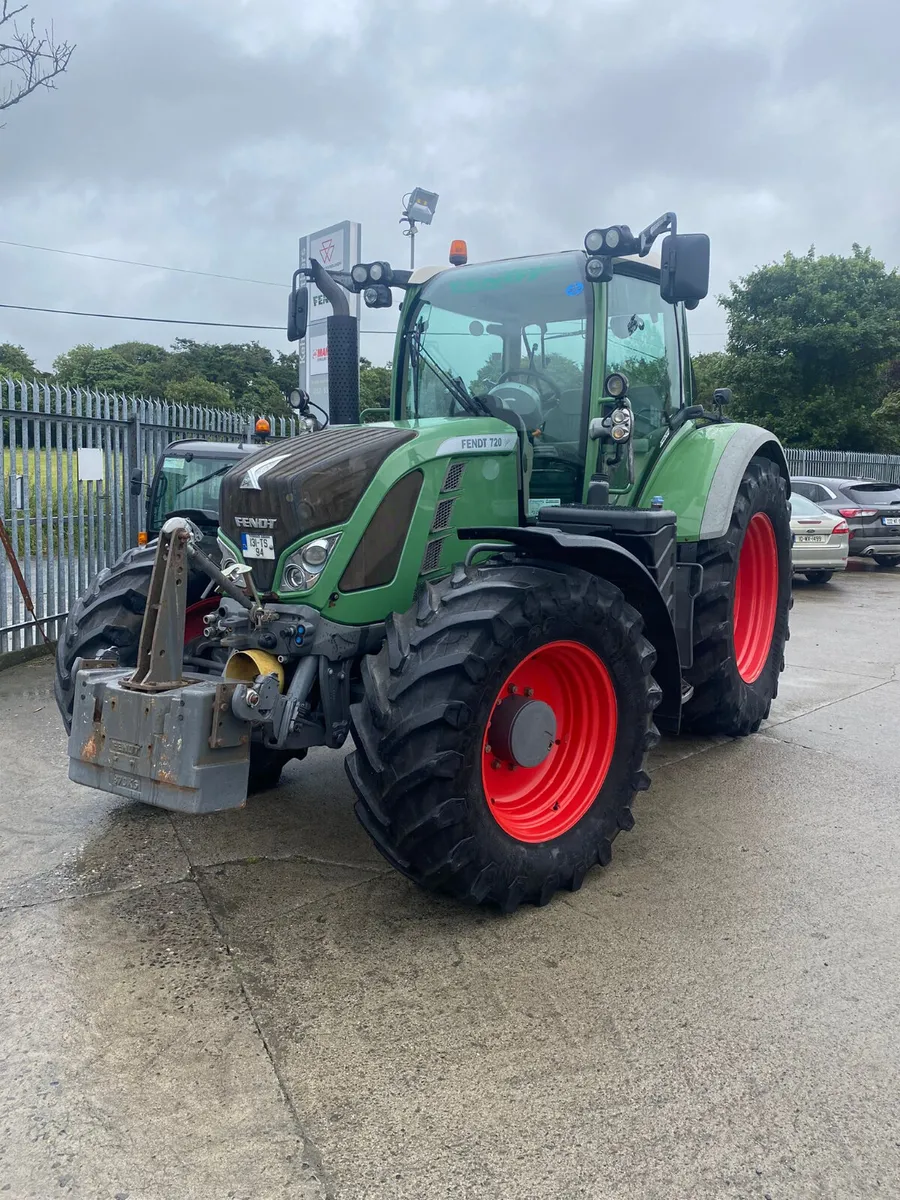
[606,270,682,436]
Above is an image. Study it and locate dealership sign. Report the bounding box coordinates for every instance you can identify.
[298,221,361,419]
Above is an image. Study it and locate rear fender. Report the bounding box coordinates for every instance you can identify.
[461,525,682,733]
[638,422,790,543]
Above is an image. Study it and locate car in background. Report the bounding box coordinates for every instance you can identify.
[790,492,848,584]
[791,477,900,568]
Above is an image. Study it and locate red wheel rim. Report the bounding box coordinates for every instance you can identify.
[481,640,618,843]
[733,512,778,684]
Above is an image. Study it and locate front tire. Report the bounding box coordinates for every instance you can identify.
[804,570,834,585]
[346,562,661,911]
[683,456,791,736]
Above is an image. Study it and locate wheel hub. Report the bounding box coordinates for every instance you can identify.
[488,695,557,769]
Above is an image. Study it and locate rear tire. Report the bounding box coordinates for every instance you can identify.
[804,570,834,585]
[346,562,661,911]
[54,546,292,792]
[875,556,900,569]
[683,456,791,736]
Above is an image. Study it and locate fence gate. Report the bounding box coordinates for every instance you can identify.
[1,380,286,657]
[1,380,138,656]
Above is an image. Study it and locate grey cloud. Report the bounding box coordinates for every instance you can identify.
[0,0,391,192]
[1,0,899,368]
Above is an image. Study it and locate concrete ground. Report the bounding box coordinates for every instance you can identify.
[1,568,898,1200]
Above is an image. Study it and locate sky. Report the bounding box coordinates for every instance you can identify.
[1,0,899,373]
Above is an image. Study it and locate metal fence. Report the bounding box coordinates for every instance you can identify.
[4,377,900,659]
[783,447,900,484]
[1,378,302,656]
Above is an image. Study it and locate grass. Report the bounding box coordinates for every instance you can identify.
[1,446,128,557]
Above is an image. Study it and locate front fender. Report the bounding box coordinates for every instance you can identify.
[637,421,790,543]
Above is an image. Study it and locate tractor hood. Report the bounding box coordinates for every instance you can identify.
[218,425,417,590]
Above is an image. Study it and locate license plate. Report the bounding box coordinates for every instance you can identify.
[240,533,275,559]
[797,533,827,543]
[882,517,900,526]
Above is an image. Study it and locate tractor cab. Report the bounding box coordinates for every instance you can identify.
[392,247,692,512]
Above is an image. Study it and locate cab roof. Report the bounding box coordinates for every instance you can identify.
[409,249,661,286]
[162,438,260,458]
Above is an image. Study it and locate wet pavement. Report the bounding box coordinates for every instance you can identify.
[1,569,899,1199]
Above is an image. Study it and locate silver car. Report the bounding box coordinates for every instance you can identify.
[791,493,848,584]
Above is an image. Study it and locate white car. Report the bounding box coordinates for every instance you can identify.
[790,492,849,584]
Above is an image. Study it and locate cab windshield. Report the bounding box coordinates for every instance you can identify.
[403,252,591,504]
[149,453,238,531]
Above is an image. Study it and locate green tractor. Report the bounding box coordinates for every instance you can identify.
[61,213,791,910]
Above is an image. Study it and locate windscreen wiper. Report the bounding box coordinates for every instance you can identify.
[176,463,233,496]
[416,341,491,418]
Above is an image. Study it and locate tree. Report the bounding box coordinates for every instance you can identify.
[239,373,288,415]
[359,356,391,411]
[0,341,37,378]
[691,351,736,407]
[52,344,144,393]
[721,246,900,450]
[472,352,583,396]
[1,2,74,118]
[164,376,233,409]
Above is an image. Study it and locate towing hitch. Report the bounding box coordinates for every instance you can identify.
[67,519,252,814]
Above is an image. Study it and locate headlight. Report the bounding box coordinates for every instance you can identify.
[281,533,341,592]
[584,229,604,254]
[300,540,330,568]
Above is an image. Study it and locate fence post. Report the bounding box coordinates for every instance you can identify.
[127,400,143,547]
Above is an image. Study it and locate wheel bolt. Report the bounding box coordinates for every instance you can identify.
[509,684,518,694]
[492,759,501,770]
[485,744,492,755]
[524,687,534,698]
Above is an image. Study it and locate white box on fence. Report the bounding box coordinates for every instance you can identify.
[77,448,104,482]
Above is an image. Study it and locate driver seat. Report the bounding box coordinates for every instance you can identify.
[540,388,583,450]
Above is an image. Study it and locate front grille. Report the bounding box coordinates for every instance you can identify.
[441,461,466,492]
[432,498,455,531]
[422,537,444,573]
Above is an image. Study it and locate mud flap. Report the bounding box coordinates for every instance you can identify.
[68,668,250,814]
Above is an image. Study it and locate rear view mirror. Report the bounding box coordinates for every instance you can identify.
[129,468,143,497]
[287,277,309,342]
[660,233,710,306]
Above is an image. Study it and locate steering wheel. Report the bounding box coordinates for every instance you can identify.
[495,366,563,407]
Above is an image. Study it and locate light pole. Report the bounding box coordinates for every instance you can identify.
[400,187,439,270]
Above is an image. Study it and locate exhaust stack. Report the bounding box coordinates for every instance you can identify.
[309,259,360,426]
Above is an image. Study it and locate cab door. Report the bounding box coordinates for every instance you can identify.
[603,263,685,501]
